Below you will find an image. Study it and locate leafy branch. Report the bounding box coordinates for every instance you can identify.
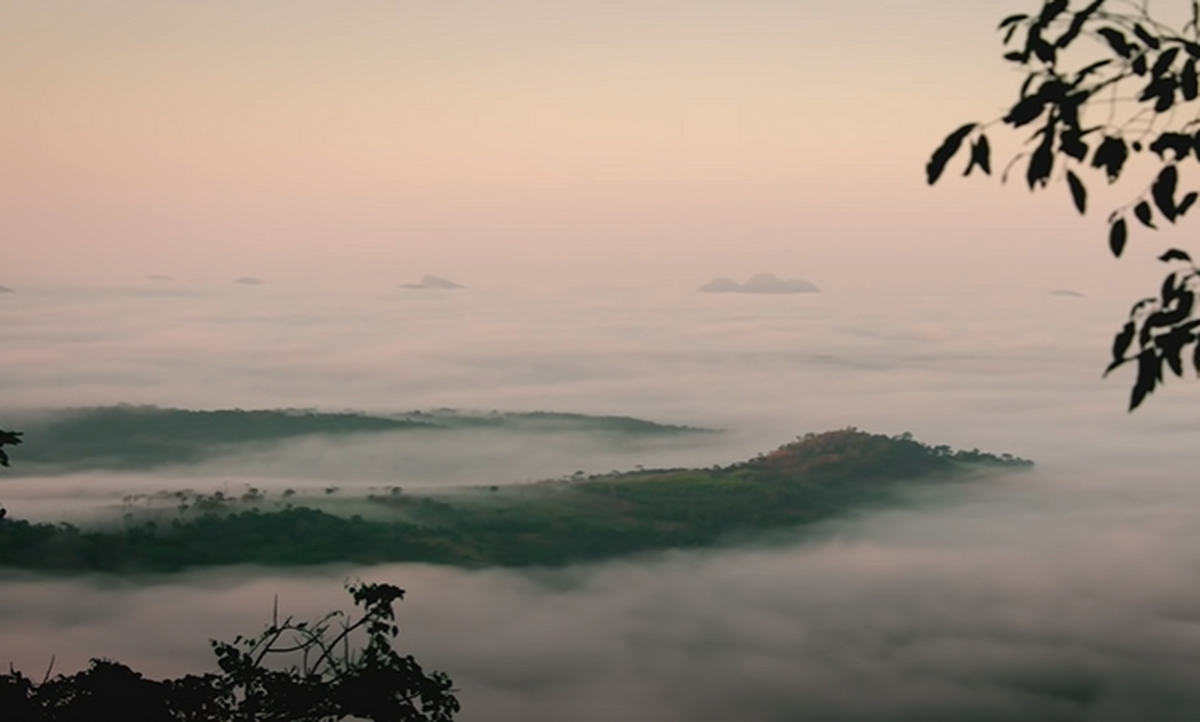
[929,0,1200,409]
[0,429,21,468]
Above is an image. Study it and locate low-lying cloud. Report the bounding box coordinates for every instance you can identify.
[3,282,1200,719]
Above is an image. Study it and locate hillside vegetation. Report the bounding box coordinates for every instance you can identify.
[4,405,708,472]
[0,429,1030,572]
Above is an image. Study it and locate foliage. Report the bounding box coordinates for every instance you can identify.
[0,581,460,722]
[0,430,1030,572]
[2,406,710,473]
[0,428,21,468]
[928,0,1200,409]
[5,406,432,471]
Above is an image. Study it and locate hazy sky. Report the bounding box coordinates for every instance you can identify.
[1,0,1163,292]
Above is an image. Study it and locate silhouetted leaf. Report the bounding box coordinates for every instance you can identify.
[1149,132,1192,160]
[1096,27,1134,58]
[1158,272,1189,318]
[1004,50,1027,62]
[1152,165,1180,221]
[1075,58,1113,80]
[1131,349,1160,410]
[1153,47,1181,77]
[1183,60,1199,99]
[1027,126,1055,189]
[1133,53,1148,75]
[1153,274,1196,326]
[1060,128,1088,160]
[1039,0,1068,25]
[1141,75,1177,110]
[1161,329,1188,376]
[1091,136,1128,181]
[1031,35,1057,63]
[1112,321,1136,363]
[1059,93,1088,130]
[927,124,976,185]
[1135,200,1156,228]
[1187,41,1200,58]
[1037,79,1069,102]
[1179,192,1199,217]
[1110,217,1128,257]
[964,135,991,176]
[1057,0,1104,48]
[1161,271,1181,299]
[998,13,1028,30]
[1005,95,1047,127]
[1066,170,1087,214]
[1134,24,1161,50]
[1160,248,1194,263]
[1157,79,1177,111]
[1019,73,1037,98]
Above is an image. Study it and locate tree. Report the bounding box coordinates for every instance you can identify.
[928,0,1200,410]
[0,431,458,719]
[0,581,461,721]
[0,428,21,467]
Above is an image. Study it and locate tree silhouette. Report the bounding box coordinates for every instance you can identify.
[929,0,1200,410]
[2,431,459,718]
[0,581,460,721]
[0,428,21,467]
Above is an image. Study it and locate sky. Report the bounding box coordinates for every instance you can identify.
[0,0,1164,293]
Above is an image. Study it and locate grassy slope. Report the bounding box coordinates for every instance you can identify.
[0,429,1030,572]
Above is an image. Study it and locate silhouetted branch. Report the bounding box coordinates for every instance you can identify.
[0,581,460,721]
[930,0,1200,409]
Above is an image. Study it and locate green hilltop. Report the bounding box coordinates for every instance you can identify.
[0,428,1030,572]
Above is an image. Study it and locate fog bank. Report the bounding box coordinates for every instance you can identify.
[4,283,1200,719]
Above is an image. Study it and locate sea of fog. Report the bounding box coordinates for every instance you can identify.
[4,280,1200,720]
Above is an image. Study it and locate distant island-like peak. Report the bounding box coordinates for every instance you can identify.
[700,272,819,294]
[402,275,463,290]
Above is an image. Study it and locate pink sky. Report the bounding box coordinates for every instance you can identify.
[0,1,1167,293]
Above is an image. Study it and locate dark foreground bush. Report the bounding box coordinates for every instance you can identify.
[0,581,459,722]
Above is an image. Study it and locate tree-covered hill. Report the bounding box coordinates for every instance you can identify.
[2,405,709,472]
[0,429,1029,573]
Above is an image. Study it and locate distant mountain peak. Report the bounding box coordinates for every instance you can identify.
[699,273,819,294]
[401,275,463,290]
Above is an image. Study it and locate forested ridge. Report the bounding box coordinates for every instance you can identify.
[3,405,707,472]
[0,429,1030,572]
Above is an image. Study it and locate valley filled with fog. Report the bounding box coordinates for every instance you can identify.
[3,281,1200,720]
